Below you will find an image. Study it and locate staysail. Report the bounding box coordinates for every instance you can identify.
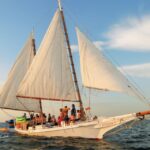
[76,28,141,96]
[17,10,78,102]
[0,34,41,112]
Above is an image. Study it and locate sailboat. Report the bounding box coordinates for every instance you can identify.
[0,33,41,114]
[6,0,150,139]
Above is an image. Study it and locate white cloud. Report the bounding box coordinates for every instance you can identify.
[71,44,78,53]
[119,63,150,78]
[71,41,104,53]
[106,15,150,51]
[93,41,105,49]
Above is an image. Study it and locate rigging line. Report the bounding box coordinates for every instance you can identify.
[128,86,150,107]
[63,1,148,101]
[62,1,88,34]
[16,97,32,113]
[33,4,56,34]
[102,50,148,101]
[107,119,142,137]
[59,5,83,114]
[58,1,150,106]
[61,1,78,27]
[1,109,15,118]
[60,8,93,102]
[60,7,83,100]
[84,30,149,106]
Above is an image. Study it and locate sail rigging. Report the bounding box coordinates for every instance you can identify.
[0,34,41,112]
[17,10,79,102]
[76,28,146,99]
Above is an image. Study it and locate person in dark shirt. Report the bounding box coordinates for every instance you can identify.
[48,113,52,123]
[71,104,76,117]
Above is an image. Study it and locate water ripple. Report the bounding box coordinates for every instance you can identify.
[0,119,150,150]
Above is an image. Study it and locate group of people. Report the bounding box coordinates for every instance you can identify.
[47,104,82,126]
[21,104,82,128]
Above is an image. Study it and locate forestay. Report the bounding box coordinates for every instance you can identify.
[76,28,138,95]
[17,10,78,102]
[0,34,41,112]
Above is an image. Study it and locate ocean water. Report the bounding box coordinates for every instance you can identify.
[0,119,150,150]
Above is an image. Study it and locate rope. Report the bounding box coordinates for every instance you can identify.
[1,109,16,119]
[106,119,142,137]
[62,1,150,108]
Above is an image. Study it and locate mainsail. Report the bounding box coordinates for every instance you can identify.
[0,34,41,112]
[0,86,2,96]
[76,28,140,96]
[17,10,78,102]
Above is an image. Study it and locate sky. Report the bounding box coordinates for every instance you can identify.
[0,0,150,121]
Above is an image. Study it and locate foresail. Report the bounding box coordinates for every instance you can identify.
[76,28,137,95]
[0,34,41,112]
[17,10,78,102]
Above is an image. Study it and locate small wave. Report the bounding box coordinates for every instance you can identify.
[0,134,10,139]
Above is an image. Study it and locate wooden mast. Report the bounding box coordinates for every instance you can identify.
[57,0,84,118]
[31,32,43,113]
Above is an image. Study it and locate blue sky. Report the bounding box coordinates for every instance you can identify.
[0,0,150,120]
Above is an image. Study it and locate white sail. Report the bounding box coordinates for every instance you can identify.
[17,10,78,102]
[0,86,2,95]
[76,28,137,95]
[0,34,41,112]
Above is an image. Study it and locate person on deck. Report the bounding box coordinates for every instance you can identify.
[51,115,57,126]
[57,108,64,126]
[30,113,34,120]
[23,113,27,119]
[63,106,70,124]
[76,110,81,121]
[35,114,40,125]
[48,113,52,123]
[71,104,76,117]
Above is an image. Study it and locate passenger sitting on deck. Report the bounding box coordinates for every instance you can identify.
[70,114,75,123]
[76,110,81,121]
[29,116,36,127]
[39,113,46,124]
[43,113,47,119]
[35,114,40,125]
[43,113,47,124]
[51,115,57,126]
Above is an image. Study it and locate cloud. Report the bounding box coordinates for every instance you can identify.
[71,44,78,53]
[71,41,104,53]
[93,41,105,49]
[119,63,150,78]
[106,15,150,51]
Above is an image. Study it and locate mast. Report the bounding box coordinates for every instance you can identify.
[31,33,43,113]
[31,31,36,56]
[57,0,84,118]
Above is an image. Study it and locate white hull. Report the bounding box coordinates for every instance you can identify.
[15,113,137,139]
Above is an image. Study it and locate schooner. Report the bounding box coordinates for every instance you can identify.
[1,0,150,139]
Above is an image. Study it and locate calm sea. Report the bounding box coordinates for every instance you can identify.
[0,119,150,150]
